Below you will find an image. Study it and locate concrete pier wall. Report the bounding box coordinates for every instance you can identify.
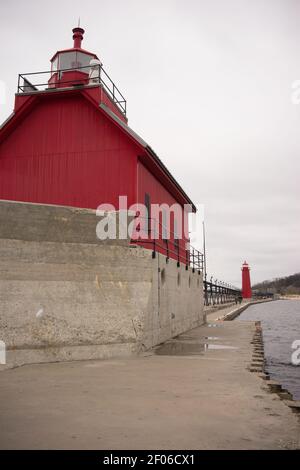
[0,200,204,367]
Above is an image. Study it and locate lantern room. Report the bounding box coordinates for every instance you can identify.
[48,27,100,88]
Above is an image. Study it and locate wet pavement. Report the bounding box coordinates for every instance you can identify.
[0,319,299,449]
[154,330,238,356]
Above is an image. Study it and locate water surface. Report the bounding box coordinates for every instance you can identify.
[237,300,300,399]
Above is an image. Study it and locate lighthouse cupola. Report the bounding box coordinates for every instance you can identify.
[48,26,99,88]
[15,26,127,121]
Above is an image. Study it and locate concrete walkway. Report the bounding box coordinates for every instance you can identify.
[205,302,238,322]
[205,299,272,323]
[0,318,299,450]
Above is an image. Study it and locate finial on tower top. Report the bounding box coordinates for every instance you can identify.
[72,25,85,49]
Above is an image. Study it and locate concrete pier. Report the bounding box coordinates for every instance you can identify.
[0,316,299,450]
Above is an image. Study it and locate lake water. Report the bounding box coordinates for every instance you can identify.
[237,300,300,400]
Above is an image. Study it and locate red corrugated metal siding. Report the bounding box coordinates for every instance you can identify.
[0,94,137,209]
[84,86,127,123]
[137,161,189,261]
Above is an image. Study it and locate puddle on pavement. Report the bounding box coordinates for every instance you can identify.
[155,340,238,356]
[154,324,238,356]
[206,344,238,350]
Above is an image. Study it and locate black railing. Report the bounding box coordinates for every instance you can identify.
[130,216,204,272]
[203,277,241,306]
[17,64,127,116]
[130,216,242,305]
[189,245,204,273]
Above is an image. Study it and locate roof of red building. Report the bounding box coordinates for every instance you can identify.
[98,102,196,211]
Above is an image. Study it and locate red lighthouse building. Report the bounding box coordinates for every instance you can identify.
[0,26,198,265]
[242,261,252,299]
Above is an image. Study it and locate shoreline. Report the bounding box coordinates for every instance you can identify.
[207,299,300,411]
[204,298,273,323]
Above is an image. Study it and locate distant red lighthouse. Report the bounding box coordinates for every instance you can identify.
[242,261,252,299]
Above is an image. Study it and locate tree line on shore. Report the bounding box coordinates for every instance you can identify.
[253,272,300,295]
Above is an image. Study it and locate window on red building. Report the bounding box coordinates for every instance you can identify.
[144,193,151,236]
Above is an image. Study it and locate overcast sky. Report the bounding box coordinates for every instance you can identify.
[1,0,300,286]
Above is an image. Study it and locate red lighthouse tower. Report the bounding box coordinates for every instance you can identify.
[242,261,252,299]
